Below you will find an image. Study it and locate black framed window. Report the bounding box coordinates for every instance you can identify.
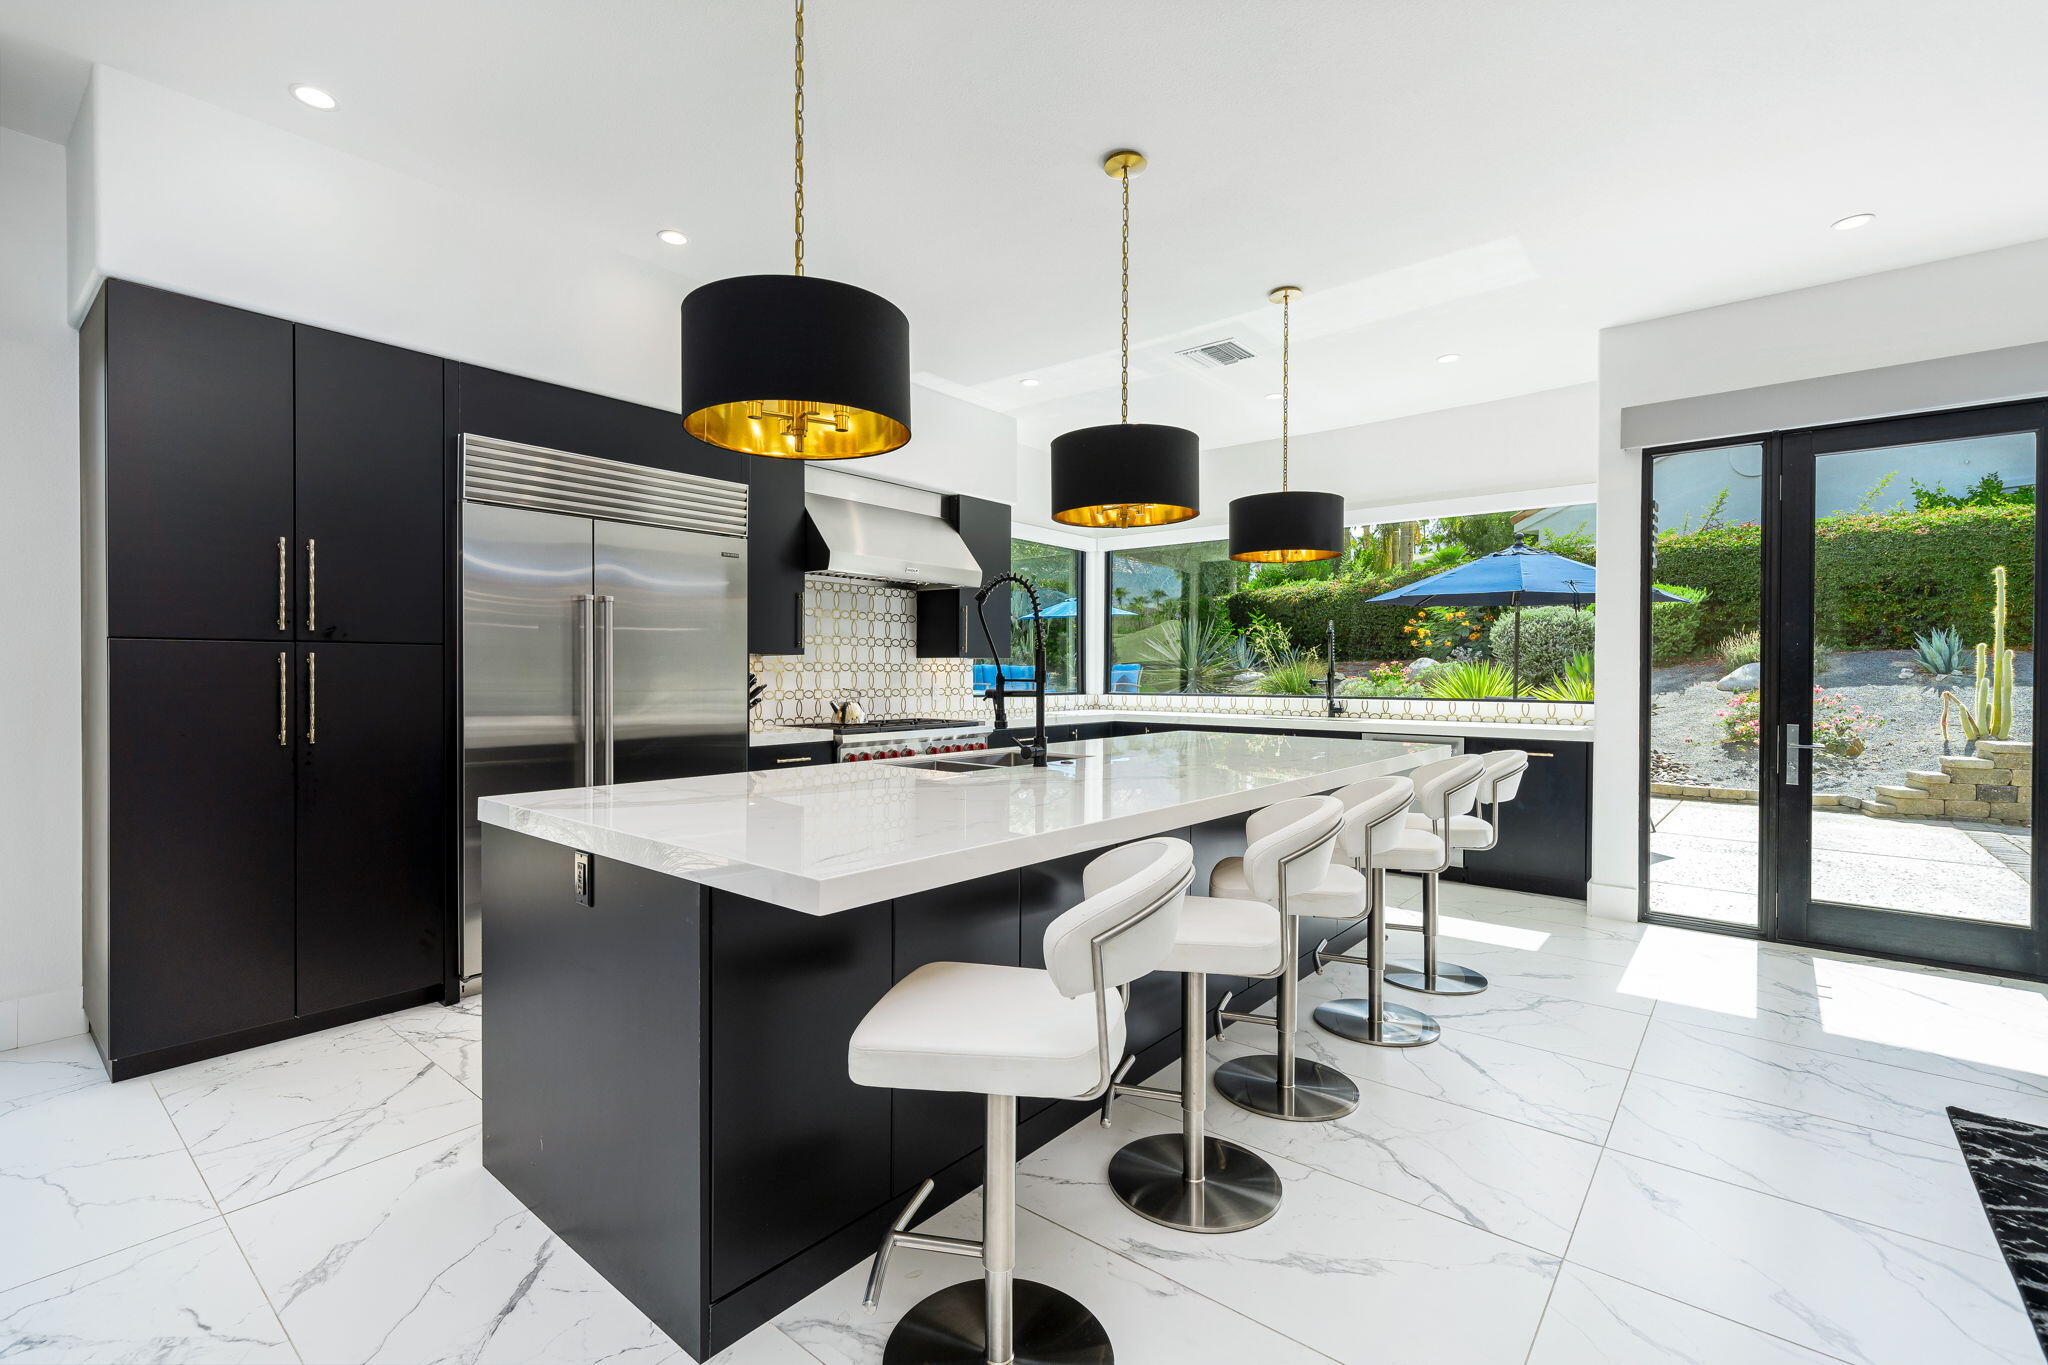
[974,538,1082,694]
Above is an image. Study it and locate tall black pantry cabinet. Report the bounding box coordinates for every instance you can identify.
[83,281,449,1079]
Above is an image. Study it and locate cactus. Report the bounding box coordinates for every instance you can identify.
[1940,565,2016,745]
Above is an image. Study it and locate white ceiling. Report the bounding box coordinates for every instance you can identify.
[6,0,2048,451]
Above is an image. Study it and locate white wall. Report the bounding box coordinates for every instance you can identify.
[1589,235,2048,917]
[0,127,85,1048]
[1013,383,1597,540]
[66,66,1017,504]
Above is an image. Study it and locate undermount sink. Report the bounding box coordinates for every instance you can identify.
[896,748,1091,773]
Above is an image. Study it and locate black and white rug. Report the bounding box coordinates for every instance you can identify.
[1951,1107,2048,1357]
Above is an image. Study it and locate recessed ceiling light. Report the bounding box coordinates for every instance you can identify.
[656,229,689,247]
[1832,213,1876,232]
[1436,353,1462,364]
[289,84,337,111]
[1019,378,1040,388]
[1265,392,1282,401]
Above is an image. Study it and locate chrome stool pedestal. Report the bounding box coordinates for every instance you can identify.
[1214,910,1359,1122]
[1314,870,1442,1047]
[1382,863,1488,996]
[1102,972,1282,1233]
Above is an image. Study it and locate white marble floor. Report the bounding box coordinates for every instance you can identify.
[3,882,2044,1363]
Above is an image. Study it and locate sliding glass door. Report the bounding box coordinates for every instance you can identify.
[1646,401,2048,977]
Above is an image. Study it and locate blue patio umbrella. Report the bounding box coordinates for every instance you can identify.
[1368,538,1683,694]
[1022,595,1133,619]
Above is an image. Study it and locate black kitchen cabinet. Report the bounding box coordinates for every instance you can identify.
[747,741,834,770]
[295,644,448,1014]
[97,282,295,642]
[708,896,894,1299]
[916,494,1012,657]
[102,640,297,1060]
[747,459,807,655]
[295,328,446,643]
[1455,738,1591,899]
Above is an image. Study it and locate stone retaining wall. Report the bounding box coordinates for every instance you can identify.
[1651,740,2033,826]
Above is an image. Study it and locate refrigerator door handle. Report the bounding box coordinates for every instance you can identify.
[576,594,598,786]
[596,594,616,785]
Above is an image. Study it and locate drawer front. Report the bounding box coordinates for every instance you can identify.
[747,741,834,770]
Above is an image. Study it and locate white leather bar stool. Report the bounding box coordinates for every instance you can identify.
[1382,754,1490,997]
[850,837,1193,1365]
[1309,776,1445,1048]
[1205,796,1368,1122]
[1097,853,1290,1232]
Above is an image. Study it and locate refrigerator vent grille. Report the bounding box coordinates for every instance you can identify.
[461,434,748,537]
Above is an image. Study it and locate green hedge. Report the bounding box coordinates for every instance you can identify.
[1220,559,1468,659]
[1655,504,2033,651]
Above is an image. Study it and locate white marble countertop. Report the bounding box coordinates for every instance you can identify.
[1042,709,1593,743]
[481,731,1449,914]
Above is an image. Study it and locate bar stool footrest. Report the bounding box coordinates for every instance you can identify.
[883,1279,1111,1364]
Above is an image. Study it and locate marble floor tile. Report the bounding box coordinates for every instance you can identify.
[0,1035,109,1119]
[1424,912,1649,969]
[1569,1150,2037,1364]
[1634,1017,2048,1146]
[706,1323,821,1364]
[0,1221,294,1364]
[1381,936,1657,1015]
[1607,1073,1997,1257]
[0,1080,219,1293]
[1226,1005,1629,1143]
[1132,1052,1600,1255]
[780,1183,1332,1365]
[384,998,483,1096]
[153,1020,480,1211]
[1309,965,1649,1068]
[1013,1104,1557,1364]
[229,1126,677,1365]
[1528,1263,1846,1364]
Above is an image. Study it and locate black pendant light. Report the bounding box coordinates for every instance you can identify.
[1228,286,1344,561]
[1050,151,1200,527]
[679,0,910,459]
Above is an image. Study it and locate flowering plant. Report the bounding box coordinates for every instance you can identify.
[1715,687,1881,756]
[1401,606,1486,657]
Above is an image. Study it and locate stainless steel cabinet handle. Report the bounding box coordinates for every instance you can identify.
[596,595,616,785]
[277,651,288,745]
[305,539,317,632]
[307,651,318,745]
[575,595,597,786]
[774,755,813,764]
[276,538,288,632]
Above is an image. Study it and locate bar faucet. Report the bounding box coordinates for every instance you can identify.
[974,573,1048,767]
[1325,618,1341,718]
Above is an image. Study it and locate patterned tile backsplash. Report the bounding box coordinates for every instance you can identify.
[750,576,979,728]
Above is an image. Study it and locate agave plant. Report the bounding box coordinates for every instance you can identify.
[1134,617,1255,694]
[1424,659,1519,700]
[1532,652,1595,702]
[1913,624,1967,677]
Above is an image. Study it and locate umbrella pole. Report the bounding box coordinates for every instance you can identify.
[1511,592,1522,698]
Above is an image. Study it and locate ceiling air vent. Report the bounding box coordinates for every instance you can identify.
[1174,337,1256,369]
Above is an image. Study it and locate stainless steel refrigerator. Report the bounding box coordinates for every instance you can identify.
[459,435,749,990]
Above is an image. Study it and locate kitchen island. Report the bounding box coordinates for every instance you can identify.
[478,730,1445,1358]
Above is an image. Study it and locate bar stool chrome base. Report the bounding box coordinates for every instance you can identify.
[1383,959,1488,995]
[1107,1133,1281,1233]
[1312,996,1441,1047]
[1214,1051,1358,1122]
[884,1279,1111,1364]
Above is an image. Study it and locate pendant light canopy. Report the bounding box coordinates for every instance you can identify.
[1228,286,1344,561]
[679,0,911,460]
[1050,151,1201,528]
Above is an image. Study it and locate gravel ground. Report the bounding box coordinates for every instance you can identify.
[1650,648,2035,796]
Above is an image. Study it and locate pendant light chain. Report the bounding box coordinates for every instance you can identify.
[1119,167,1131,424]
[1280,291,1291,490]
[792,0,806,277]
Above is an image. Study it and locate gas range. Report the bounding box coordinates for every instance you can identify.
[784,717,995,763]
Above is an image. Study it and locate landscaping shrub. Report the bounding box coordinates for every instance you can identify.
[1486,606,1593,683]
[1338,662,1424,698]
[1716,630,1760,669]
[1532,653,1595,702]
[1221,555,1478,659]
[1655,504,2034,649]
[1717,688,1879,756]
[1648,584,1706,664]
[1424,660,1518,699]
[1253,658,1328,695]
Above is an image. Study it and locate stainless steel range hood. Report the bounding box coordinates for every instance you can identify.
[803,469,981,589]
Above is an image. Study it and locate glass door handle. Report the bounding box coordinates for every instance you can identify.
[1782,723,1815,785]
